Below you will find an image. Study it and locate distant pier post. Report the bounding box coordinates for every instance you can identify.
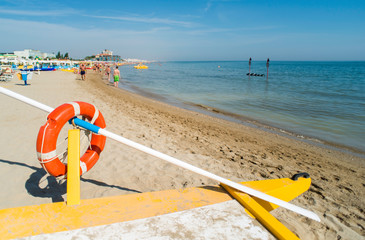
[266,58,270,79]
[249,57,252,74]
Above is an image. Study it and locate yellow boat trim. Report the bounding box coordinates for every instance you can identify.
[221,183,300,240]
[0,186,230,239]
[220,177,310,240]
[0,177,311,239]
[239,177,311,212]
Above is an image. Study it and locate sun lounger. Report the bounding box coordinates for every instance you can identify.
[0,73,13,82]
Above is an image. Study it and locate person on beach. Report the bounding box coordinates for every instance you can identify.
[105,65,111,81]
[80,64,86,80]
[113,66,120,87]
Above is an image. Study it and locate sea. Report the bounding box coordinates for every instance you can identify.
[114,61,365,154]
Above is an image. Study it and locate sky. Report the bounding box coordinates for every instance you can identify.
[0,0,364,61]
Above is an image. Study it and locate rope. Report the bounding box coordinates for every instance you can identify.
[56,136,68,148]
[39,122,51,174]
[39,156,58,164]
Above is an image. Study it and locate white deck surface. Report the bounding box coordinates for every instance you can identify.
[23,200,274,240]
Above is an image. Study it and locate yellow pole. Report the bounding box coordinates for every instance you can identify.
[67,129,81,205]
[221,183,300,240]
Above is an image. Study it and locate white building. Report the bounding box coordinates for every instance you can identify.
[13,49,55,59]
[101,49,113,55]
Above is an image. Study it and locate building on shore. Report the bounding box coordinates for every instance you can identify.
[0,53,17,61]
[12,49,55,59]
[93,49,122,62]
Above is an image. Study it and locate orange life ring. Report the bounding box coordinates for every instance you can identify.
[36,102,106,177]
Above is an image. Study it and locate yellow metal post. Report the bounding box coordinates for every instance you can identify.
[67,129,80,205]
[221,183,300,240]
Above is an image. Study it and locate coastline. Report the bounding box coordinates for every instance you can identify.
[91,71,365,239]
[120,78,365,159]
[0,70,364,239]
[119,61,365,154]
[182,102,365,160]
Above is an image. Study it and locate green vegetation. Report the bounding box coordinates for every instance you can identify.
[84,55,95,60]
[55,51,70,59]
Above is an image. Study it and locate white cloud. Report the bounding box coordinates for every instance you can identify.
[0,8,78,16]
[185,25,279,35]
[90,15,195,28]
[204,1,212,12]
[0,17,172,59]
[0,15,283,60]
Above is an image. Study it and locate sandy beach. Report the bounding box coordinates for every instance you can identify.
[0,70,364,239]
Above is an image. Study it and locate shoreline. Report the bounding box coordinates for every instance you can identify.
[186,102,365,160]
[118,77,365,160]
[1,70,364,239]
[90,71,364,239]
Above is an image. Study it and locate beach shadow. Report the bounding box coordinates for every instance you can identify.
[197,185,227,193]
[15,83,31,86]
[81,177,141,193]
[0,159,66,202]
[0,159,141,203]
[26,166,67,202]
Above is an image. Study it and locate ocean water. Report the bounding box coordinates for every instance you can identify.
[116,61,365,153]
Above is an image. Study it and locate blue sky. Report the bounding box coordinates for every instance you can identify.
[0,0,364,61]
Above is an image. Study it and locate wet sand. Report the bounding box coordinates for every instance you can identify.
[0,70,364,239]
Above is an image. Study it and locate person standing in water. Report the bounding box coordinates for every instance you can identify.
[105,65,111,81]
[113,66,120,87]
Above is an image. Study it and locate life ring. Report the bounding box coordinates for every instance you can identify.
[36,102,106,177]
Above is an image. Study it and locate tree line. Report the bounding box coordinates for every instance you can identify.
[56,51,69,59]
